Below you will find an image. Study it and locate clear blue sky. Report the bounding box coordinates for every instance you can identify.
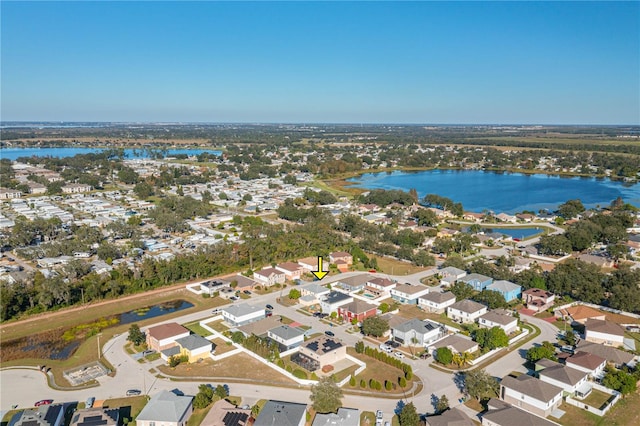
[1,1,638,124]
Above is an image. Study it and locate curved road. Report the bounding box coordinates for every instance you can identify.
[0,272,555,419]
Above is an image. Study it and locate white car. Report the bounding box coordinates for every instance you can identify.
[379,344,392,353]
[394,351,405,359]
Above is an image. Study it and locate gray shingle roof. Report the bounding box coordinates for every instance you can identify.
[136,390,193,422]
[483,400,560,426]
[269,325,306,341]
[425,407,475,426]
[175,334,212,351]
[501,375,562,402]
[575,341,635,365]
[254,400,307,426]
[420,291,456,304]
[479,311,517,326]
[450,299,486,314]
[394,318,440,335]
[538,363,588,386]
[487,280,521,292]
[312,408,360,426]
[222,303,264,317]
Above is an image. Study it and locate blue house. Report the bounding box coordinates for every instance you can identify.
[458,273,493,291]
[486,280,522,302]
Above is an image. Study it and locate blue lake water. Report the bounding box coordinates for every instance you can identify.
[0,147,221,161]
[348,170,640,214]
[118,300,194,324]
[483,227,544,239]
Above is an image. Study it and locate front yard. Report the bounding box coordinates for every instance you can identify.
[346,348,414,392]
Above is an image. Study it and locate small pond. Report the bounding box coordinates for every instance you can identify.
[485,227,544,240]
[1,300,194,362]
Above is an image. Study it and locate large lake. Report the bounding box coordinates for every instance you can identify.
[348,170,640,214]
[0,147,221,161]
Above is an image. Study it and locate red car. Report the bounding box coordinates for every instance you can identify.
[34,399,53,407]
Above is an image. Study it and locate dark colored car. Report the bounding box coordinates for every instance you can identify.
[385,340,400,348]
[325,330,335,337]
[34,399,53,407]
[266,304,274,310]
[243,290,252,295]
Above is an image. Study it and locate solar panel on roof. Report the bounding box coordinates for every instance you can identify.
[223,411,249,426]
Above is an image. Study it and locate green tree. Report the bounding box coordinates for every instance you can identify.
[474,327,509,351]
[602,367,637,394]
[288,288,301,300]
[472,289,507,309]
[398,402,420,426]
[193,384,214,409]
[557,199,585,219]
[310,377,343,414]
[435,347,453,365]
[449,281,475,301]
[361,316,389,337]
[127,324,145,346]
[564,330,577,346]
[436,394,449,413]
[214,384,229,399]
[464,369,499,401]
[526,341,557,363]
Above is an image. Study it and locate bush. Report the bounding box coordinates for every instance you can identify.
[349,375,356,387]
[292,369,308,379]
[286,365,293,373]
[399,376,407,387]
[360,379,366,388]
[385,380,392,390]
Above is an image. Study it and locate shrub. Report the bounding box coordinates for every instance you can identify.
[385,380,392,390]
[349,375,356,387]
[360,379,366,388]
[399,376,407,387]
[292,369,308,379]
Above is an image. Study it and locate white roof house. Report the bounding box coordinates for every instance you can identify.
[221,303,266,326]
[136,390,193,426]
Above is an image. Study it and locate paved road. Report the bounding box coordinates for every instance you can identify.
[0,271,554,417]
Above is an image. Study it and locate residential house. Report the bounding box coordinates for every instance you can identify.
[13,405,64,426]
[447,299,488,324]
[390,283,430,305]
[577,253,615,268]
[458,273,493,291]
[297,335,347,370]
[555,305,606,325]
[575,341,636,368]
[439,266,467,286]
[275,262,304,281]
[173,334,213,363]
[136,390,193,426]
[337,299,378,323]
[26,182,47,195]
[510,257,536,274]
[253,267,286,286]
[319,291,354,314]
[298,283,330,306]
[537,360,591,397]
[584,318,625,347]
[221,303,266,327]
[298,256,327,274]
[334,274,372,293]
[71,408,119,426]
[478,311,519,335]
[199,279,230,296]
[392,318,446,347]
[62,183,92,194]
[238,316,283,338]
[486,280,522,302]
[225,274,258,292]
[268,325,306,351]
[426,407,475,426]
[522,288,555,313]
[418,291,456,314]
[254,400,307,426]
[146,323,191,352]
[516,213,535,222]
[482,399,560,426]
[312,407,360,426]
[430,334,478,355]
[565,351,607,379]
[464,211,485,222]
[0,188,23,200]
[365,277,397,298]
[329,251,353,265]
[499,374,563,418]
[496,213,518,223]
[201,399,250,426]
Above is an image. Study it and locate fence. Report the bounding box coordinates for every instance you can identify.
[564,383,620,417]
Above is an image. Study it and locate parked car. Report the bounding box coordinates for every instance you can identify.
[379,344,392,353]
[419,352,431,359]
[394,351,405,359]
[266,311,273,317]
[243,290,252,295]
[85,397,95,408]
[325,330,335,337]
[313,312,322,317]
[126,389,142,396]
[266,304,274,310]
[230,296,238,301]
[376,410,384,424]
[34,400,53,407]
[385,340,400,348]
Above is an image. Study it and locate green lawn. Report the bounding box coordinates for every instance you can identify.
[183,321,212,337]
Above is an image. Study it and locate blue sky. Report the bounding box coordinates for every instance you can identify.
[1,1,638,124]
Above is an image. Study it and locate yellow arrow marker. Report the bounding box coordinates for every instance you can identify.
[311,256,328,280]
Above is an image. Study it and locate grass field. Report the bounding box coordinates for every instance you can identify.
[346,347,414,393]
[361,254,431,275]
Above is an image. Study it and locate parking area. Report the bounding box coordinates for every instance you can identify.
[63,361,109,386]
